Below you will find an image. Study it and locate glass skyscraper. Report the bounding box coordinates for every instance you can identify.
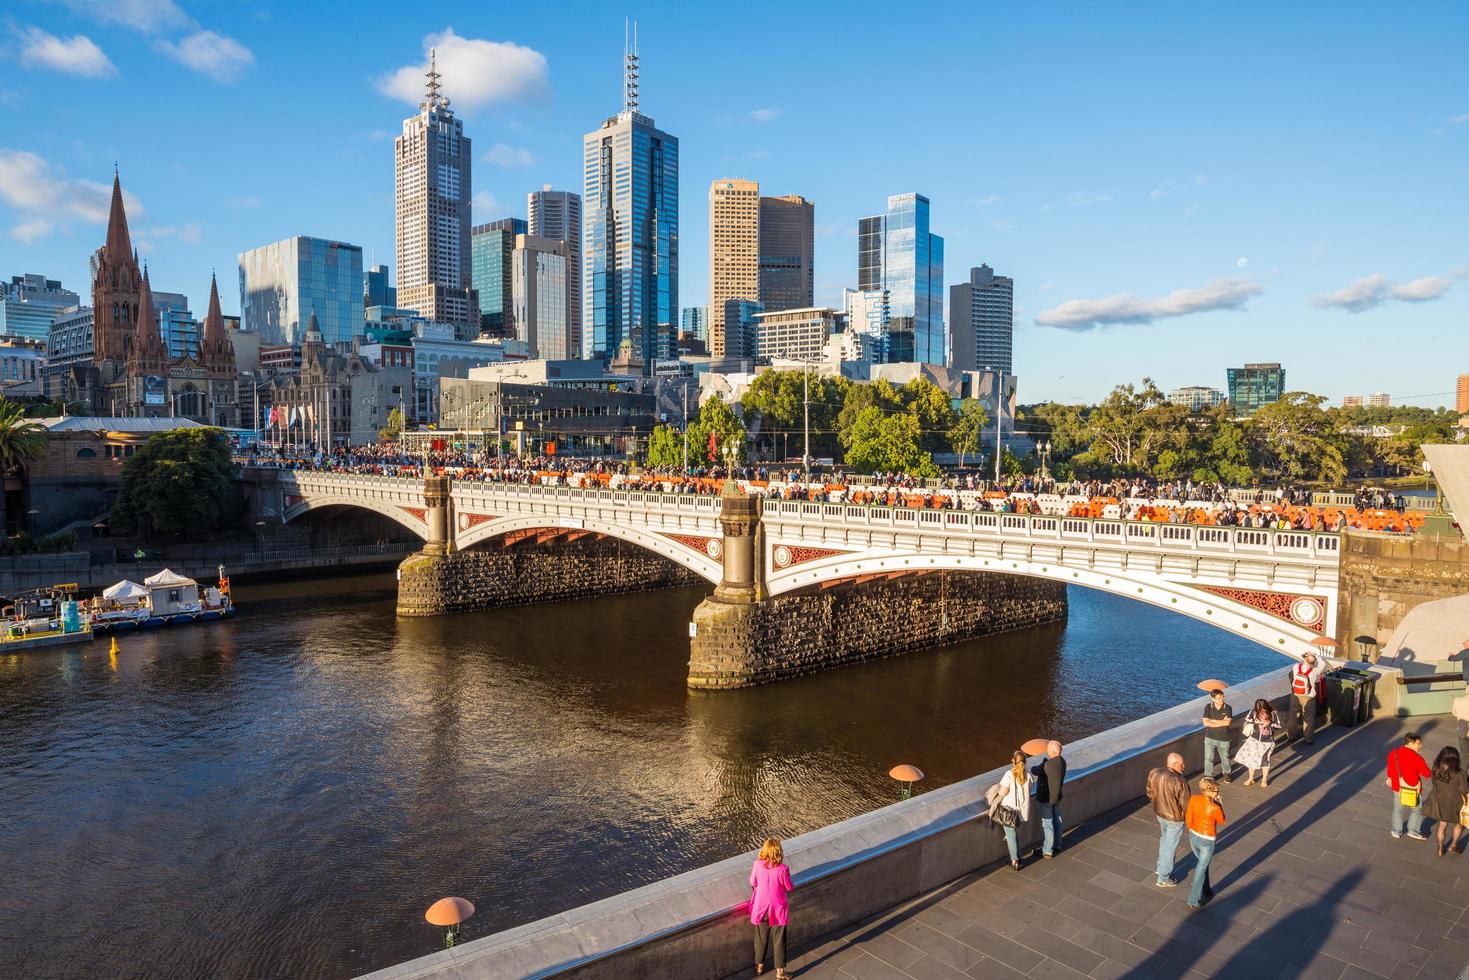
[238,236,364,346]
[1226,363,1286,415]
[583,40,678,371]
[471,218,527,338]
[855,193,944,365]
[0,274,79,342]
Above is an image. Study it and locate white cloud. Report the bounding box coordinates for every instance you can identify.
[1149,187,1168,200]
[472,189,498,214]
[17,26,116,78]
[1236,257,1249,269]
[1434,112,1469,136]
[1038,282,1057,293]
[1066,191,1112,207]
[12,218,54,242]
[1313,270,1467,312]
[1036,278,1263,331]
[749,107,780,123]
[226,195,260,208]
[58,0,188,33]
[484,143,534,168]
[378,29,550,111]
[0,149,143,242]
[143,223,201,245]
[156,31,254,84]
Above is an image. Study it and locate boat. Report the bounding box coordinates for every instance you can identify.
[90,567,235,633]
[0,584,93,652]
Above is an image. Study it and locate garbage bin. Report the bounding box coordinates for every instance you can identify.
[1337,666,1377,724]
[1323,669,1367,728]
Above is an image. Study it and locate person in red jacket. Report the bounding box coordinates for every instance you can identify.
[1387,731,1432,841]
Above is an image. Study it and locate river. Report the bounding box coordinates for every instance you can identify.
[0,573,1282,979]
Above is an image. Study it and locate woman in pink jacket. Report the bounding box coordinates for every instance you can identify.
[750,837,795,978]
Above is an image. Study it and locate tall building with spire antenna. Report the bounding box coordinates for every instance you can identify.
[395,49,479,336]
[582,21,678,371]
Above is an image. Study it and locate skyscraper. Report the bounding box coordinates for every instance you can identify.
[680,305,708,343]
[1457,374,1469,414]
[364,264,396,308]
[0,274,79,342]
[238,236,365,346]
[395,50,478,335]
[758,194,814,313]
[528,185,582,354]
[512,235,573,361]
[948,264,1013,374]
[856,193,944,364]
[471,218,527,338]
[1226,363,1286,415]
[708,178,760,358]
[583,25,678,371]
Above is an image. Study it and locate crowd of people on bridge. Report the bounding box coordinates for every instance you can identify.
[239,445,1424,534]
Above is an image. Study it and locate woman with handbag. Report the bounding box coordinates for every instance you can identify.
[1424,746,1468,856]
[748,837,794,979]
[994,749,1033,871]
[1235,699,1282,787]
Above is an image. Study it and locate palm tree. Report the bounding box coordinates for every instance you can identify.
[0,401,48,535]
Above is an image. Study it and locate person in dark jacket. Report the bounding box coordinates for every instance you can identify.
[1147,752,1190,887]
[1425,746,1467,856]
[1031,741,1067,859]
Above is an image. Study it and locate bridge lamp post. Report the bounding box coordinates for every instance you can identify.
[1039,441,1052,481]
[494,372,529,462]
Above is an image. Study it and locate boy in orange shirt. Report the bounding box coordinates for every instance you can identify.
[1185,777,1226,910]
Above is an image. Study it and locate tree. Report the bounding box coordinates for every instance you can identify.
[844,407,938,477]
[1248,392,1346,484]
[836,378,904,451]
[0,400,47,536]
[110,428,236,537]
[899,377,958,453]
[378,407,405,442]
[645,424,684,468]
[740,369,848,461]
[948,399,989,466]
[685,397,747,466]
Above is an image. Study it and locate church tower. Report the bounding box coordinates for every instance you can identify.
[199,273,237,379]
[91,170,143,366]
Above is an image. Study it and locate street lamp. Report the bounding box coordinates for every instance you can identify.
[1039,441,1052,481]
[425,896,474,949]
[889,764,924,801]
[493,371,529,462]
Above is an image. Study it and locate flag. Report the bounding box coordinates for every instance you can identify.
[707,430,717,462]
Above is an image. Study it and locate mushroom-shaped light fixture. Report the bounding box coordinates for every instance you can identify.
[426,896,475,949]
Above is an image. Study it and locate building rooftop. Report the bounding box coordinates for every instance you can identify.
[40,416,207,433]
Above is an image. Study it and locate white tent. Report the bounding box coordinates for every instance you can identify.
[143,569,196,588]
[102,580,148,601]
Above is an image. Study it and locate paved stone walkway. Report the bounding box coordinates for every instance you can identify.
[776,714,1469,980]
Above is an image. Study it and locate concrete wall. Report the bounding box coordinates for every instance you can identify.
[360,666,1397,980]
[688,571,1067,689]
[1338,530,1469,651]
[396,535,706,617]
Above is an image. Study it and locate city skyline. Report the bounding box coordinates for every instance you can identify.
[0,2,1466,402]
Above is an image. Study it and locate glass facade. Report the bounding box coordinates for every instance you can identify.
[583,109,678,371]
[151,290,199,361]
[680,305,708,342]
[238,237,364,346]
[511,236,572,361]
[0,274,79,342]
[471,219,526,338]
[1226,363,1286,415]
[364,264,396,308]
[854,194,944,365]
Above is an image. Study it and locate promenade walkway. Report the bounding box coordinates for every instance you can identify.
[779,714,1468,980]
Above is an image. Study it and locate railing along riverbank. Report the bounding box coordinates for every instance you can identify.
[357,662,1403,980]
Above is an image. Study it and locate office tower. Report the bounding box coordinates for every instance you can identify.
[511,234,573,360]
[758,194,814,313]
[721,299,763,359]
[1168,386,1227,411]
[471,218,527,338]
[948,264,1013,374]
[844,288,889,362]
[365,264,396,308]
[151,290,198,360]
[583,25,678,370]
[395,50,478,334]
[0,274,79,342]
[1342,395,1364,409]
[1457,374,1469,414]
[238,236,365,346]
[855,193,944,364]
[680,305,708,342]
[1226,363,1285,415]
[1367,392,1391,408]
[709,178,760,358]
[754,307,838,362]
[528,185,582,354]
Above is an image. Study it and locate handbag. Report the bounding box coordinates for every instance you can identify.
[995,805,1020,828]
[1458,793,1469,828]
[1399,785,1420,808]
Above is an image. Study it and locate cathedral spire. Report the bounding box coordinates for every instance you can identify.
[105,168,133,261]
[200,271,236,378]
[130,263,167,371]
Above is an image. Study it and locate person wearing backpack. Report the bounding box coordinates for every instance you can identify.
[1386,732,1432,841]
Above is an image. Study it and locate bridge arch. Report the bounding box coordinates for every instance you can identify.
[283,495,429,539]
[769,551,1330,661]
[455,514,723,583]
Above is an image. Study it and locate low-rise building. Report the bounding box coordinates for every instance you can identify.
[753,307,842,363]
[1168,385,1226,411]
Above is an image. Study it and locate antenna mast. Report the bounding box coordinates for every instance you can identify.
[623,18,640,112]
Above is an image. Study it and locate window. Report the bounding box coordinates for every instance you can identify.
[76,448,97,458]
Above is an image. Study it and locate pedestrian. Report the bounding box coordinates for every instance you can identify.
[749,837,794,979]
[1447,639,1469,688]
[1031,740,1067,859]
[1186,777,1227,910]
[1202,689,1233,782]
[1425,746,1468,856]
[995,749,1033,871]
[1236,698,1282,788]
[1288,652,1325,744]
[1387,732,1432,841]
[1147,751,1191,888]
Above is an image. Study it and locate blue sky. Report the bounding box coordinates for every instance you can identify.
[1,0,1465,405]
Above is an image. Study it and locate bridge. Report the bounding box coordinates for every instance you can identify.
[249,469,1349,684]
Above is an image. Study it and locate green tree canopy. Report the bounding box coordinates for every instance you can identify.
[899,377,959,453]
[0,400,47,476]
[686,397,747,466]
[740,369,849,460]
[1250,392,1347,484]
[645,423,683,468]
[844,406,938,477]
[110,428,236,537]
[948,398,989,466]
[378,407,405,442]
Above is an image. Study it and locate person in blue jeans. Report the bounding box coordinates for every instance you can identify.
[1201,689,1233,782]
[1146,752,1190,887]
[1031,741,1067,859]
[1186,778,1226,909]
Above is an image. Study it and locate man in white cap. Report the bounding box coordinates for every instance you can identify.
[1288,650,1325,744]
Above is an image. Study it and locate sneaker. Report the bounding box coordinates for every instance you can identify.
[1156,878,1178,888]
[1391,832,1402,839]
[1186,903,1203,911]
[1408,832,1429,841]
[1220,775,1232,784]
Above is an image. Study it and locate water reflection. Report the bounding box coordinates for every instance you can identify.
[0,573,1281,979]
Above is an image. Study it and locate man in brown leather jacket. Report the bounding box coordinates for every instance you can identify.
[1147,752,1190,887]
